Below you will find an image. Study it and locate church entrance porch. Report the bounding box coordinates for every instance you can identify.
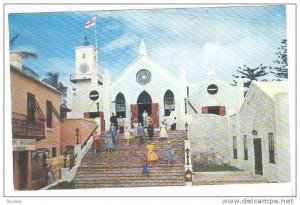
[131,91,159,128]
[138,103,152,127]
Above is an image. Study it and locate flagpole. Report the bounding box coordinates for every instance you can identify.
[94,17,98,76]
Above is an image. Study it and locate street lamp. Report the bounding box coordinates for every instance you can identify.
[185,147,190,165]
[75,127,80,144]
[96,102,99,112]
[63,151,68,168]
[185,122,189,140]
[184,98,187,114]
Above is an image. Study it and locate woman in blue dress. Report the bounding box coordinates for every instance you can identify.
[165,141,176,167]
[105,130,115,154]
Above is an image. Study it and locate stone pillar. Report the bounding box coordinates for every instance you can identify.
[60,168,70,181]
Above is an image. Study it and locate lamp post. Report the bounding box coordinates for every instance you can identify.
[63,151,67,168]
[185,122,189,140]
[184,98,187,114]
[185,147,190,165]
[75,127,80,145]
[96,102,99,112]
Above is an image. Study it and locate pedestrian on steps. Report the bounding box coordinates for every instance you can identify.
[105,130,115,154]
[165,141,176,167]
[146,141,158,167]
[92,131,100,155]
[137,123,145,146]
[124,125,132,145]
[109,123,117,145]
[147,121,154,141]
[141,163,150,179]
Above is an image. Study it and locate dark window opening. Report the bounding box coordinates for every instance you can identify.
[243,135,248,160]
[115,92,126,118]
[52,147,57,158]
[202,106,226,116]
[268,133,275,163]
[233,136,238,159]
[164,90,175,116]
[46,100,52,128]
[27,93,35,124]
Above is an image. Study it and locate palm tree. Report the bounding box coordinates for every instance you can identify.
[42,72,65,92]
[9,34,38,59]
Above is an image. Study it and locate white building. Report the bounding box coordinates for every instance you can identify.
[229,81,290,182]
[67,38,243,132]
[67,38,290,183]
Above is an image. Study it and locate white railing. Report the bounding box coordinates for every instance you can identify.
[41,136,94,189]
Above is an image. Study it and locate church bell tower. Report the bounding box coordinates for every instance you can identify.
[70,37,100,93]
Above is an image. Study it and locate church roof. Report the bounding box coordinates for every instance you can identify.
[112,39,179,83]
[190,73,239,95]
[251,81,288,100]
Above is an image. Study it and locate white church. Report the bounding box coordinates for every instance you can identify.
[67,38,243,131]
[66,38,290,183]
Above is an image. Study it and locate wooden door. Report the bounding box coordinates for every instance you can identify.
[219,106,226,116]
[253,138,263,175]
[151,103,159,128]
[100,112,105,132]
[131,104,138,128]
[19,151,28,190]
[202,106,208,114]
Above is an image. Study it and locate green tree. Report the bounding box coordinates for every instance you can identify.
[9,34,38,59]
[270,39,288,80]
[232,64,268,89]
[42,71,65,92]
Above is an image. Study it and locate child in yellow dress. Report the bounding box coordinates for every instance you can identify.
[146,141,158,167]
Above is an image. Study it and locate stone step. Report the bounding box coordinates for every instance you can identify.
[73,129,186,189]
[75,182,186,188]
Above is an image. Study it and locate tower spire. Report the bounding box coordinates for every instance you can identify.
[139,38,147,56]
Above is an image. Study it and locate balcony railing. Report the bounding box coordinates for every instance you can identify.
[70,74,103,85]
[12,112,45,140]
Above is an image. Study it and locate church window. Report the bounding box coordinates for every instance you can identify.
[268,133,275,163]
[207,84,218,95]
[233,136,238,159]
[136,69,152,85]
[115,92,126,118]
[164,90,175,116]
[82,54,85,59]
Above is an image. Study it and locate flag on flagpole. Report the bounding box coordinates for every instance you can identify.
[85,16,96,29]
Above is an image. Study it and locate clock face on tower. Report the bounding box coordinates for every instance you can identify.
[79,63,89,73]
[136,69,152,85]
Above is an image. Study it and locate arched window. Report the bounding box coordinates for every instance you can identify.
[115,92,126,118]
[164,90,175,116]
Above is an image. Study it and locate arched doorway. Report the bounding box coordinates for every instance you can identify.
[115,92,126,118]
[137,91,152,125]
[164,90,175,116]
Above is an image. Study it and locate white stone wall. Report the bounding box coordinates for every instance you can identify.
[274,93,290,182]
[189,114,230,163]
[229,84,290,182]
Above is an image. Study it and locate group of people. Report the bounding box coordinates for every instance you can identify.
[141,140,176,179]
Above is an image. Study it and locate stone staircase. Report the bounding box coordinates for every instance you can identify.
[74,130,186,189]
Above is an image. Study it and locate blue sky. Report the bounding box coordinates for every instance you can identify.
[8,5,287,87]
